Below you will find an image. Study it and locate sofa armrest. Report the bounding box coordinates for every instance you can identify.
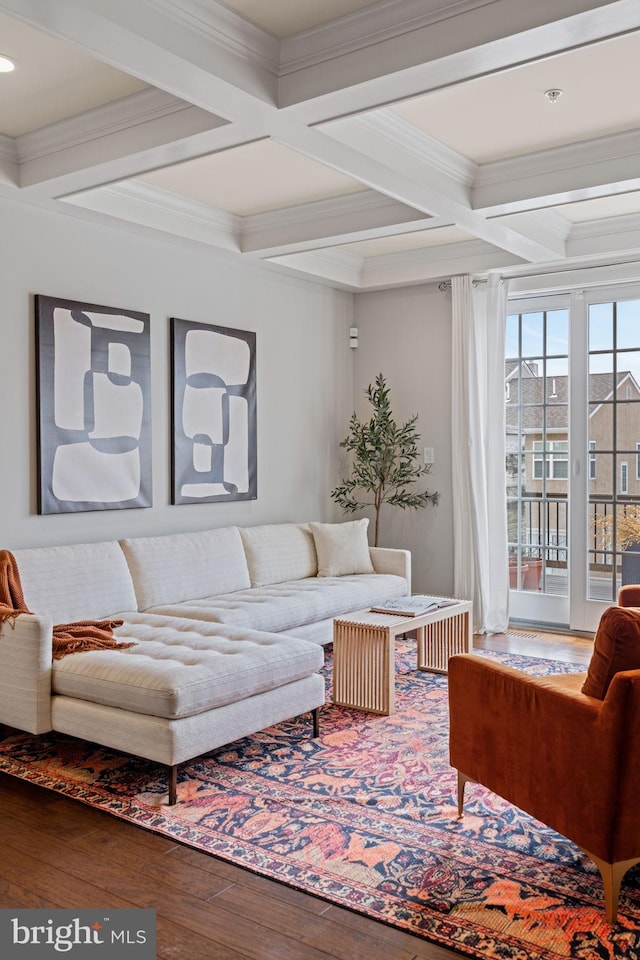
[368,547,411,589]
[448,654,629,862]
[0,614,53,734]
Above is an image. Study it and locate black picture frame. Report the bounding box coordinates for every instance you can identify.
[35,295,152,514]
[171,318,257,504]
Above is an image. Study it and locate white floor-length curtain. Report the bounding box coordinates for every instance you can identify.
[451,275,509,633]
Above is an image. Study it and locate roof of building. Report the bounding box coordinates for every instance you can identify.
[505,370,639,431]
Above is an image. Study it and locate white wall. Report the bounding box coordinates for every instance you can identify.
[0,199,354,549]
[353,284,453,596]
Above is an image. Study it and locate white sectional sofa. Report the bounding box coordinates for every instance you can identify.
[0,521,410,803]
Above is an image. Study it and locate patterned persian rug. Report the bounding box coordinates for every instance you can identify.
[0,643,639,959]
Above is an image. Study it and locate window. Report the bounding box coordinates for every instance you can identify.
[621,461,629,494]
[589,440,596,480]
[505,381,511,402]
[533,440,569,479]
[637,442,640,481]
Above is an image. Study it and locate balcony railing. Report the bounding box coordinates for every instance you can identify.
[507,495,640,598]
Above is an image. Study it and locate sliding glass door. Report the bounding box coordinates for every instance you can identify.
[506,286,640,631]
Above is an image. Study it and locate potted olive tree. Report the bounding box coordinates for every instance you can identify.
[331,373,439,546]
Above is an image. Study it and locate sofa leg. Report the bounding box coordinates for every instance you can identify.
[312,707,320,738]
[168,765,178,805]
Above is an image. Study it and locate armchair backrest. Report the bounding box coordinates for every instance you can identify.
[607,670,640,861]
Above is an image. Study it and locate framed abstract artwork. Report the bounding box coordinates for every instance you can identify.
[171,318,257,504]
[35,295,152,514]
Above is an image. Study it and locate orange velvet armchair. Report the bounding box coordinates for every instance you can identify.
[448,598,640,923]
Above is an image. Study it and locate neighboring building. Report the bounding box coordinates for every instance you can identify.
[506,364,640,567]
[505,367,640,499]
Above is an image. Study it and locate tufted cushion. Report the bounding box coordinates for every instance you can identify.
[309,519,374,577]
[12,541,137,624]
[51,613,323,719]
[240,523,318,586]
[149,572,406,634]
[581,604,640,699]
[120,527,250,610]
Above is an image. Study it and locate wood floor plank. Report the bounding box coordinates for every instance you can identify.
[211,883,418,960]
[155,917,253,960]
[0,838,137,910]
[172,845,335,916]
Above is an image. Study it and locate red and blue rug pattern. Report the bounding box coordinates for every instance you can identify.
[0,643,638,959]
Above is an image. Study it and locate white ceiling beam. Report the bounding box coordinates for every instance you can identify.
[267,249,363,290]
[567,212,640,259]
[507,258,640,295]
[241,191,431,257]
[495,211,571,260]
[63,181,241,251]
[280,0,639,116]
[474,128,640,214]
[273,119,565,262]
[359,239,524,290]
[325,113,475,210]
[16,91,229,196]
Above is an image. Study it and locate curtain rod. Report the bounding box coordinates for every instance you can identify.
[438,258,640,292]
[438,278,487,290]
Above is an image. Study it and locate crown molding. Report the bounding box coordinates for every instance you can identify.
[359,237,523,288]
[65,179,241,250]
[268,247,363,289]
[243,189,427,234]
[16,89,224,164]
[507,258,640,297]
[0,133,18,188]
[362,236,499,270]
[570,211,640,241]
[568,211,640,258]
[107,179,239,230]
[280,0,498,74]
[474,127,640,192]
[480,128,640,187]
[0,134,17,164]
[472,126,640,214]
[242,190,431,257]
[142,0,280,74]
[356,110,476,187]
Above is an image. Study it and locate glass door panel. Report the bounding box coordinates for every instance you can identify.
[587,298,640,608]
[506,304,570,624]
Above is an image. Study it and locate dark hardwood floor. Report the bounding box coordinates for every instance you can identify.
[0,629,593,960]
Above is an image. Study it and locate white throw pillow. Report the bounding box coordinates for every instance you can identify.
[309,519,374,577]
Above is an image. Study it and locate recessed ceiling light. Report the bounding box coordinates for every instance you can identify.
[544,88,563,103]
[0,55,16,73]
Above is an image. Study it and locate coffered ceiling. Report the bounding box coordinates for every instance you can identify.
[2,0,640,290]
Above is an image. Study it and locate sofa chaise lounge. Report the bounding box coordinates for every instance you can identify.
[0,521,410,803]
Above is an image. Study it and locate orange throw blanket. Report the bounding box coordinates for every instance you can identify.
[0,549,132,660]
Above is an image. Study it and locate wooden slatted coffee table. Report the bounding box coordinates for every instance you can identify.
[332,599,472,715]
